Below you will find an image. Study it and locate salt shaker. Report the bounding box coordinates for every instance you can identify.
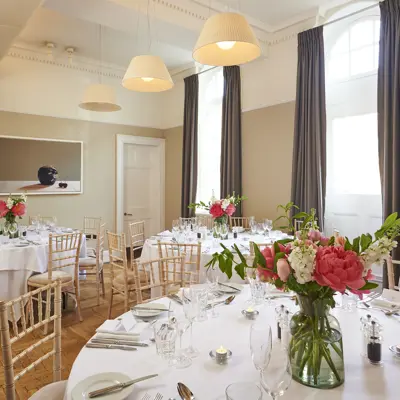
[276,304,286,340]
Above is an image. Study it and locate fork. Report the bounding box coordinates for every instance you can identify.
[141,394,151,400]
[154,393,163,400]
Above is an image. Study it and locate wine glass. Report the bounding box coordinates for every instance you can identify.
[260,345,292,400]
[263,219,273,238]
[250,220,258,236]
[257,223,264,236]
[250,321,272,372]
[171,316,192,369]
[182,288,200,357]
[206,268,220,318]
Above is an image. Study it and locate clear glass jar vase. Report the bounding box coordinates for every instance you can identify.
[5,221,19,239]
[289,295,345,389]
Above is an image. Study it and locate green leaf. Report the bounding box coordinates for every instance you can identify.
[276,238,292,246]
[328,236,335,246]
[218,255,226,273]
[344,237,352,251]
[273,252,285,273]
[292,212,309,220]
[360,234,372,252]
[383,212,398,228]
[234,263,245,280]
[225,258,233,279]
[233,244,248,265]
[352,237,360,254]
[358,282,379,291]
[253,245,266,269]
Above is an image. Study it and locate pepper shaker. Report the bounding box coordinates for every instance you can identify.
[367,321,382,365]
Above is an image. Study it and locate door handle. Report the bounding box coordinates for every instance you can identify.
[124,213,133,216]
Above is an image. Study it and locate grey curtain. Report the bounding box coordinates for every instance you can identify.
[291,27,326,230]
[221,66,243,216]
[181,74,199,218]
[378,0,400,288]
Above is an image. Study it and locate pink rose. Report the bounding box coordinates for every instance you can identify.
[210,202,224,219]
[11,203,26,217]
[277,258,291,282]
[335,236,346,247]
[308,230,321,242]
[319,235,330,246]
[0,200,8,218]
[314,246,365,293]
[258,246,278,282]
[295,231,302,239]
[225,203,236,216]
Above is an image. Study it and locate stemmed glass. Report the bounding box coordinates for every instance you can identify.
[250,321,272,373]
[257,223,264,237]
[263,219,273,238]
[172,219,180,239]
[250,220,258,236]
[182,288,200,358]
[171,316,192,369]
[207,268,220,318]
[260,345,292,400]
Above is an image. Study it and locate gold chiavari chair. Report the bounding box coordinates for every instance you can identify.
[79,223,106,305]
[197,215,214,230]
[133,256,186,304]
[387,257,400,291]
[129,221,145,260]
[294,219,303,232]
[229,217,252,230]
[0,280,64,400]
[157,241,201,285]
[83,216,102,240]
[27,232,83,331]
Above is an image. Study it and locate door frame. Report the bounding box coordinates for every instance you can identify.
[116,134,165,234]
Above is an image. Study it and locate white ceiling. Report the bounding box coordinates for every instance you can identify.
[5,0,357,71]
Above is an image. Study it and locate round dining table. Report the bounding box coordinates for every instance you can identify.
[65,286,400,400]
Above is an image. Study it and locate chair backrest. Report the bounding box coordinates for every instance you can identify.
[157,241,201,283]
[47,233,82,281]
[229,217,252,230]
[96,223,106,265]
[133,256,186,304]
[197,215,214,230]
[0,280,62,400]
[387,257,400,291]
[83,216,102,238]
[107,231,129,285]
[249,242,271,256]
[129,221,145,255]
[294,219,302,232]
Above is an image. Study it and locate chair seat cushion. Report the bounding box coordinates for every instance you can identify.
[29,380,67,400]
[112,271,147,289]
[79,257,103,268]
[28,270,73,285]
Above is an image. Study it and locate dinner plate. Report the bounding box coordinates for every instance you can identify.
[13,242,30,247]
[131,303,167,318]
[71,372,133,400]
[218,282,243,293]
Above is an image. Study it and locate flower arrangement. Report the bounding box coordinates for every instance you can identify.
[206,204,400,389]
[0,194,27,223]
[189,193,246,224]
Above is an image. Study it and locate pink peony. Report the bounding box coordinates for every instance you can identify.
[0,200,8,217]
[314,246,365,293]
[11,202,26,217]
[319,235,330,246]
[308,230,321,242]
[210,202,224,219]
[277,258,291,282]
[225,203,236,216]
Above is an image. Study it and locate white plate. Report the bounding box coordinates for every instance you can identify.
[131,303,167,318]
[218,283,243,293]
[71,372,133,400]
[236,227,245,233]
[13,243,29,247]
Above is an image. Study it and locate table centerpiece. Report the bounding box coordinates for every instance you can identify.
[189,193,246,238]
[205,203,400,389]
[0,194,27,238]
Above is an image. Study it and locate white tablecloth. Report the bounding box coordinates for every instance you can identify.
[65,287,400,400]
[0,230,87,304]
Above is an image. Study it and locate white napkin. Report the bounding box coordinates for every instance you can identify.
[371,298,400,310]
[159,230,173,237]
[95,319,148,341]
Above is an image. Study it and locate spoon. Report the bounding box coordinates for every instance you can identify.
[177,382,195,400]
[206,295,235,310]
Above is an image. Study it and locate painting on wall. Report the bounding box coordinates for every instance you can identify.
[0,136,83,195]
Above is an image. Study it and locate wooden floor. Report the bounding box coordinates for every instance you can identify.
[0,267,134,399]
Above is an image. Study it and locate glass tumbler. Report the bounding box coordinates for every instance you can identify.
[226,383,263,400]
[153,320,177,361]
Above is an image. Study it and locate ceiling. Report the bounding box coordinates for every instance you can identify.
[5,0,358,72]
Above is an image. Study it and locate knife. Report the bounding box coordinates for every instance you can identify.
[168,294,183,304]
[133,306,169,312]
[88,374,158,398]
[91,338,149,347]
[218,282,241,292]
[85,343,137,351]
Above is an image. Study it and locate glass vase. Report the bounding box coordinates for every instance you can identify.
[289,295,345,389]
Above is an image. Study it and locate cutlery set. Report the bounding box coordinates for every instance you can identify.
[359,292,400,316]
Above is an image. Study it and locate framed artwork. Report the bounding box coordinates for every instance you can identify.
[0,136,83,195]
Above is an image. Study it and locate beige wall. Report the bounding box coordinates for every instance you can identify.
[164,126,183,229]
[0,111,163,231]
[163,102,295,226]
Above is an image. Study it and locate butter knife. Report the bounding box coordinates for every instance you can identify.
[218,282,241,292]
[85,343,137,351]
[91,338,149,347]
[168,294,183,304]
[88,374,158,398]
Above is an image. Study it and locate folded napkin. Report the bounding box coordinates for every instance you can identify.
[159,230,173,237]
[95,319,147,341]
[371,298,400,310]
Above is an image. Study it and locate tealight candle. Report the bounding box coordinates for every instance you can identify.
[242,308,259,320]
[246,307,254,313]
[216,345,228,364]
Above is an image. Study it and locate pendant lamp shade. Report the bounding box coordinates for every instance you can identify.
[122,55,174,92]
[79,84,121,112]
[193,12,261,66]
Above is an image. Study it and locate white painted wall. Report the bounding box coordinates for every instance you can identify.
[0,52,166,128]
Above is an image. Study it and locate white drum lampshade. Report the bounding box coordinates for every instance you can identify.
[122,55,174,92]
[193,12,261,66]
[79,84,121,112]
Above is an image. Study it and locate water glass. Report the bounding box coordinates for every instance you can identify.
[153,320,177,361]
[182,288,200,357]
[250,321,272,372]
[250,220,258,235]
[249,276,266,305]
[257,223,264,236]
[263,219,273,237]
[193,288,208,322]
[207,268,220,317]
[226,383,263,400]
[170,316,192,369]
[343,291,357,312]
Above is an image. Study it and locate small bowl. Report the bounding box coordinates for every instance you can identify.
[242,309,259,320]
[209,349,233,364]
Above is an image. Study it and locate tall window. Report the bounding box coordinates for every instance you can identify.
[325,8,382,278]
[196,67,224,204]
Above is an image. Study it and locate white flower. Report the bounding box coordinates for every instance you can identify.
[20,194,27,202]
[221,199,230,211]
[288,244,316,284]
[361,237,397,276]
[6,198,13,209]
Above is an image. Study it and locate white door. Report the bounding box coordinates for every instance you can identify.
[117,136,165,242]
